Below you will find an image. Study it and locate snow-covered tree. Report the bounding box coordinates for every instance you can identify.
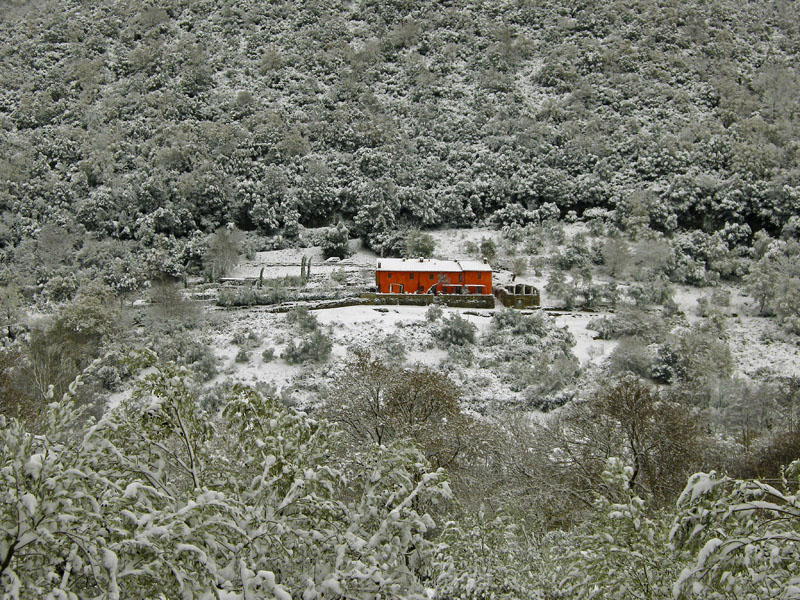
[204,226,242,281]
[1,363,451,599]
[555,458,685,600]
[321,220,352,259]
[431,510,541,599]
[671,462,800,599]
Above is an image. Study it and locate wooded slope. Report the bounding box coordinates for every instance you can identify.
[1,0,798,253]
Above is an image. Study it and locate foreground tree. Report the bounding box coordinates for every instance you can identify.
[11,280,120,416]
[0,362,450,599]
[592,377,706,501]
[554,458,685,599]
[672,462,800,599]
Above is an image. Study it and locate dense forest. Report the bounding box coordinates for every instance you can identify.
[2,0,799,261]
[2,0,800,598]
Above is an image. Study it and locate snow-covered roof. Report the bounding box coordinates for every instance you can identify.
[376,258,492,273]
[457,260,492,272]
[377,258,461,272]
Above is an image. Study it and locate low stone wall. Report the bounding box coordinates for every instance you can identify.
[258,297,371,313]
[359,292,495,309]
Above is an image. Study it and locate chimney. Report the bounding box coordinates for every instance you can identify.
[377,261,381,268]
[419,257,424,262]
[483,257,487,264]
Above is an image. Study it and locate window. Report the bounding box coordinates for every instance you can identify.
[477,272,482,279]
[429,273,434,280]
[388,273,392,279]
[458,274,463,282]
[410,273,414,279]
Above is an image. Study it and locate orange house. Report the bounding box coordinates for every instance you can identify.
[375,258,492,295]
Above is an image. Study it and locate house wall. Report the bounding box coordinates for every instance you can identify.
[376,270,461,294]
[462,270,492,295]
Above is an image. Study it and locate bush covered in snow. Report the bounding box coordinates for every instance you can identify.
[438,313,477,347]
[281,329,333,364]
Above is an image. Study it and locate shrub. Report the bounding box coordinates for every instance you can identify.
[330,267,347,285]
[650,343,684,384]
[439,313,477,346]
[696,296,718,318]
[608,336,653,378]
[184,344,218,382]
[488,203,535,228]
[530,354,580,397]
[711,288,731,308]
[217,286,288,307]
[94,364,122,391]
[234,348,250,363]
[445,344,473,366]
[781,215,800,240]
[545,271,578,309]
[674,320,733,385]
[217,285,348,307]
[425,304,444,322]
[42,274,79,302]
[627,278,674,307]
[285,306,318,332]
[261,347,275,362]
[490,309,546,337]
[584,207,613,236]
[378,333,406,362]
[501,224,525,243]
[601,237,630,278]
[204,226,243,281]
[552,236,592,271]
[479,238,497,261]
[282,330,332,364]
[511,257,528,278]
[538,202,560,222]
[587,305,668,343]
[197,382,233,413]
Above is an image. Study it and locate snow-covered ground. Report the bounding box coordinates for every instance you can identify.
[551,312,615,368]
[670,283,800,379]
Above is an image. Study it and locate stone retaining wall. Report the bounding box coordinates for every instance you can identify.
[359,292,495,309]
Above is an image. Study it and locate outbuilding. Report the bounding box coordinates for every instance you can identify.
[375,258,492,295]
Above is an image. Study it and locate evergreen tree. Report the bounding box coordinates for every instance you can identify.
[321,220,352,259]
